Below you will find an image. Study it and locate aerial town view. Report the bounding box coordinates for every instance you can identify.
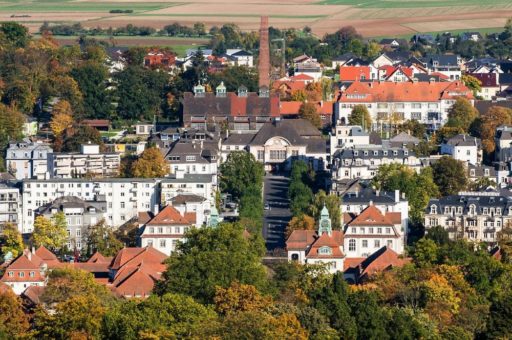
[1,0,512,338]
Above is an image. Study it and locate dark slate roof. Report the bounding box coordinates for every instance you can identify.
[474,100,512,115]
[222,133,256,145]
[384,51,411,62]
[333,52,357,61]
[343,189,405,204]
[444,134,481,147]
[499,61,512,74]
[423,54,459,66]
[369,132,382,145]
[231,50,252,57]
[249,119,326,154]
[496,126,512,140]
[468,164,496,177]
[37,196,106,215]
[389,132,420,144]
[427,193,512,215]
[170,194,206,204]
[344,58,369,66]
[412,74,446,82]
[500,73,512,85]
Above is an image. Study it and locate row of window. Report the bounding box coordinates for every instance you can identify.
[431,206,505,216]
[348,239,393,251]
[147,226,189,234]
[147,239,179,249]
[8,271,36,278]
[349,227,393,235]
[26,183,154,189]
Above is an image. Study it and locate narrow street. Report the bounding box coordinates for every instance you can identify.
[262,174,292,252]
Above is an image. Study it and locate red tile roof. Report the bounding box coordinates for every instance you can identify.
[34,246,62,269]
[469,73,498,87]
[306,232,345,259]
[82,119,110,128]
[87,252,112,264]
[347,205,395,226]
[358,246,410,276]
[146,205,195,226]
[22,285,45,304]
[340,80,473,103]
[340,66,371,82]
[279,101,302,115]
[291,74,314,81]
[110,247,167,271]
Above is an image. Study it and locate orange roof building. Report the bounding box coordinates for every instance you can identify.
[336,80,474,130]
[344,246,411,283]
[343,205,404,259]
[339,66,373,82]
[138,205,196,256]
[286,206,345,273]
[107,246,167,298]
[0,247,58,295]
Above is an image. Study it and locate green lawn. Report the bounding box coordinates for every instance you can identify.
[370,26,504,39]
[317,0,512,8]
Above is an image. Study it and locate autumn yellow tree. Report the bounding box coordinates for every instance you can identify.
[286,214,315,237]
[0,290,30,338]
[214,282,273,315]
[31,212,68,252]
[50,99,74,137]
[299,102,321,129]
[0,222,24,258]
[480,106,512,154]
[130,147,169,178]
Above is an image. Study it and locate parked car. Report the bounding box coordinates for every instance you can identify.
[264,203,271,210]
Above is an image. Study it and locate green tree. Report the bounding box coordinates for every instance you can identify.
[0,104,24,171]
[115,65,169,121]
[372,164,439,223]
[431,156,468,196]
[62,124,103,152]
[289,181,313,217]
[425,225,450,246]
[220,151,264,200]
[0,222,24,259]
[308,190,341,229]
[131,147,168,178]
[398,119,426,138]
[0,22,29,48]
[349,104,372,131]
[239,184,263,222]
[0,289,30,338]
[349,290,389,340]
[34,295,105,339]
[155,222,267,304]
[312,273,357,339]
[299,101,321,129]
[84,219,124,257]
[71,61,113,119]
[446,97,479,132]
[286,214,315,238]
[41,267,113,305]
[102,293,218,339]
[31,212,68,252]
[412,238,439,267]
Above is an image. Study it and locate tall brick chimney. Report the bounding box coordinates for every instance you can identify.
[258,16,270,88]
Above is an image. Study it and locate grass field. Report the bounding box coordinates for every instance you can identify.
[0,0,511,39]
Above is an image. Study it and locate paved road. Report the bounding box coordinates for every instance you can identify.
[263,174,292,251]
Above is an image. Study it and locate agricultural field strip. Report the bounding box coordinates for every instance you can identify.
[316,0,512,8]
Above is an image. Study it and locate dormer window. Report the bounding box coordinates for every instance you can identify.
[318,246,332,255]
[430,205,437,214]
[354,151,358,156]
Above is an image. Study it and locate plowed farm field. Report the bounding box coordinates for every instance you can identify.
[1,0,512,37]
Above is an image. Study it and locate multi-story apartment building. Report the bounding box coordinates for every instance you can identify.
[47,144,120,178]
[160,173,215,206]
[495,125,512,163]
[332,146,420,180]
[425,191,511,243]
[6,140,52,180]
[0,182,21,229]
[335,80,473,130]
[37,196,107,250]
[329,125,370,157]
[138,205,196,256]
[165,136,220,186]
[440,134,482,165]
[340,189,410,234]
[343,205,404,258]
[21,178,161,233]
[182,84,280,131]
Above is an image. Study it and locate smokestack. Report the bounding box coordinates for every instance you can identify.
[258,16,270,88]
[395,190,400,203]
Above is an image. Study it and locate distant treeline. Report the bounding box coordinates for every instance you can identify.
[39,22,209,37]
[109,9,133,14]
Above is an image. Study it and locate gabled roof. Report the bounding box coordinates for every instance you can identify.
[339,66,371,82]
[347,205,394,226]
[109,247,167,271]
[306,232,344,259]
[357,246,410,276]
[22,285,45,304]
[111,263,161,298]
[146,205,195,226]
[390,132,420,144]
[34,246,62,269]
[87,252,111,264]
[341,80,473,103]
[170,194,206,205]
